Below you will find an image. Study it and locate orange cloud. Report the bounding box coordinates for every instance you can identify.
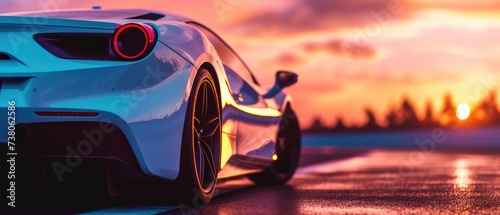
[303,39,376,59]
[275,52,304,66]
[226,0,411,37]
[226,0,500,39]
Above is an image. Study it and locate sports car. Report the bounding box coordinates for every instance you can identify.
[0,8,301,205]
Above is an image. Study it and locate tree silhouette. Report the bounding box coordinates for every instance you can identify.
[441,92,456,127]
[362,107,381,130]
[399,96,420,128]
[306,116,330,132]
[475,90,500,125]
[333,116,348,132]
[385,108,398,129]
[423,99,438,127]
[488,90,500,124]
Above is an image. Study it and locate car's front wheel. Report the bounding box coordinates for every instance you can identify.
[247,106,301,185]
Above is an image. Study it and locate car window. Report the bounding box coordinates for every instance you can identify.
[224,64,264,107]
[223,64,244,94]
[188,22,260,86]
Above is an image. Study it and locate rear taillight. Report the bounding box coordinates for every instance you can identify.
[34,23,157,61]
[112,23,157,61]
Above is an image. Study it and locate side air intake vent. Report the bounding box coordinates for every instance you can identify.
[35,33,116,60]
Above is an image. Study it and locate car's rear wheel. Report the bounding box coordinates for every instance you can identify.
[247,106,301,185]
[175,68,221,208]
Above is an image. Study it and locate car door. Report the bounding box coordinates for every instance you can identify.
[223,64,279,160]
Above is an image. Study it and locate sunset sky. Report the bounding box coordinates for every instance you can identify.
[2,0,500,127]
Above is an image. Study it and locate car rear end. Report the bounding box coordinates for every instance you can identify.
[0,12,191,196]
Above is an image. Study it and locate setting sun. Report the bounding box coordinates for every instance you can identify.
[456,103,471,120]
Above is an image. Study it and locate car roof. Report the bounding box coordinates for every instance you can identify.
[2,8,190,22]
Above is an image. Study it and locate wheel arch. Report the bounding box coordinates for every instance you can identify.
[191,51,228,109]
[283,101,301,131]
[199,62,221,106]
[276,92,295,113]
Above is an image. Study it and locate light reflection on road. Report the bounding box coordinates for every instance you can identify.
[454,160,470,189]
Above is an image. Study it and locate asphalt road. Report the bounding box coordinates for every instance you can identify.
[164,148,500,215]
[4,147,500,214]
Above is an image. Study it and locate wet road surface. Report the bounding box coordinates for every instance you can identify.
[168,148,500,214]
[4,147,500,214]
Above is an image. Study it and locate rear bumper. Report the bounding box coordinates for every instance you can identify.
[1,141,153,199]
[0,143,150,183]
[0,121,152,182]
[15,121,142,174]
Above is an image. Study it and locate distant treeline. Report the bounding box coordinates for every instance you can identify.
[304,90,500,133]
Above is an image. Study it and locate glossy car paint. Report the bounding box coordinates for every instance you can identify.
[0,9,294,181]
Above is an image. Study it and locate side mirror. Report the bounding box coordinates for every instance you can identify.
[263,71,298,98]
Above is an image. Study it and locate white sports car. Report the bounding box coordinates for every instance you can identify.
[0,8,301,206]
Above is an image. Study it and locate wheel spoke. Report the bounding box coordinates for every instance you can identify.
[193,126,200,139]
[201,83,209,121]
[197,142,205,185]
[199,139,216,178]
[194,116,201,128]
[200,116,220,138]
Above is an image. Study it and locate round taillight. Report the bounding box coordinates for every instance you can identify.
[112,23,157,60]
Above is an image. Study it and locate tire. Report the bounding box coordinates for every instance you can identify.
[247,106,301,185]
[174,68,221,208]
